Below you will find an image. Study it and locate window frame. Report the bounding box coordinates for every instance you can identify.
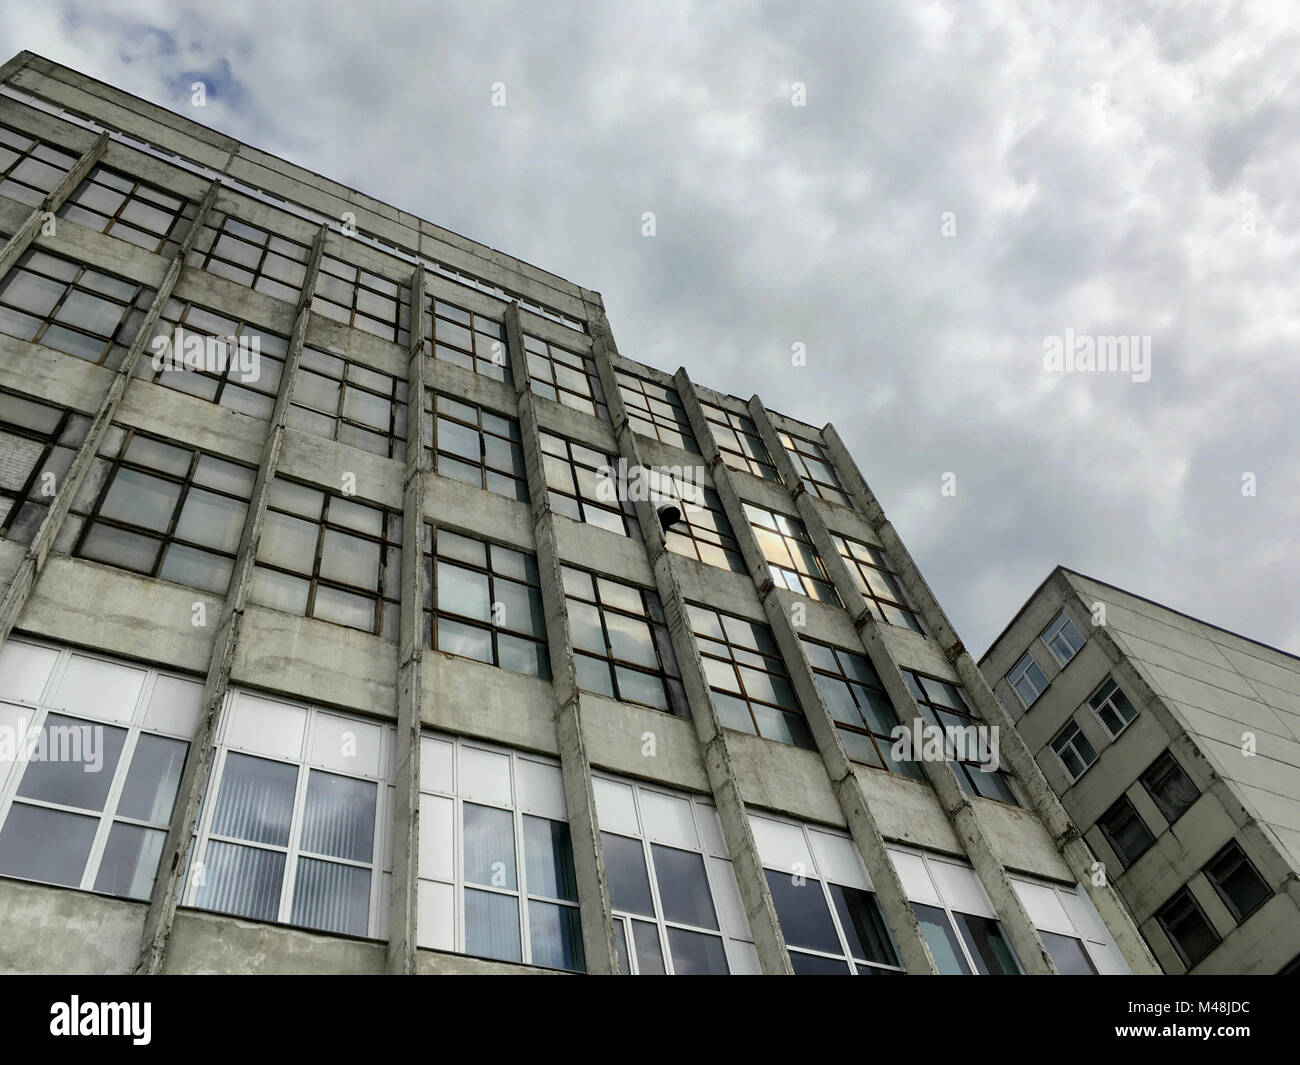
[1007,650,1049,708]
[1040,610,1085,667]
[192,212,312,303]
[1049,719,1098,783]
[312,254,411,346]
[831,533,926,633]
[288,345,409,461]
[744,503,840,604]
[1202,840,1271,923]
[1154,886,1221,968]
[422,294,510,383]
[59,162,197,257]
[0,123,77,206]
[425,391,528,502]
[698,400,777,480]
[1095,793,1156,869]
[1138,749,1199,826]
[1088,676,1138,738]
[524,332,607,421]
[0,389,90,544]
[537,430,639,538]
[778,429,853,508]
[663,484,746,573]
[614,370,698,453]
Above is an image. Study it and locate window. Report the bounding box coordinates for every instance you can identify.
[1010,876,1115,974]
[779,430,852,508]
[751,814,903,975]
[423,525,549,679]
[524,332,608,420]
[0,247,154,368]
[688,604,811,749]
[1040,610,1085,666]
[1050,720,1097,782]
[664,485,746,573]
[420,294,510,382]
[744,503,839,604]
[1139,750,1199,825]
[251,477,403,639]
[67,427,256,594]
[831,533,925,632]
[0,641,198,902]
[190,212,312,303]
[1089,676,1137,737]
[58,163,196,257]
[1155,887,1220,967]
[425,392,528,502]
[138,301,289,420]
[699,400,777,479]
[538,430,639,538]
[288,346,408,460]
[802,639,923,778]
[0,124,77,206]
[598,776,757,974]
[1007,651,1048,708]
[0,390,90,545]
[1096,794,1155,868]
[186,693,394,939]
[419,734,583,969]
[1203,841,1270,922]
[563,566,686,714]
[903,670,1019,804]
[312,255,410,345]
[614,370,698,452]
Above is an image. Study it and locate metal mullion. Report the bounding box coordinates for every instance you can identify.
[638,830,675,975]
[510,756,532,963]
[78,714,146,892]
[276,726,314,924]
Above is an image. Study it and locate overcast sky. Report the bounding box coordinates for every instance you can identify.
[6,0,1298,657]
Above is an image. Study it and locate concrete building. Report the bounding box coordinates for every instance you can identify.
[0,51,1155,975]
[980,567,1300,974]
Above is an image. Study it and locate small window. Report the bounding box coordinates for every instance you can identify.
[614,370,698,453]
[1049,720,1097,782]
[190,213,312,303]
[0,124,77,205]
[0,389,91,545]
[524,332,607,420]
[1202,841,1270,923]
[831,534,925,633]
[1040,611,1085,667]
[778,429,852,508]
[1139,750,1199,825]
[312,255,410,346]
[663,485,746,573]
[1007,651,1048,708]
[744,503,840,605]
[698,400,777,480]
[1155,887,1220,967]
[288,345,408,460]
[422,295,510,383]
[1089,676,1138,737]
[538,430,639,538]
[1041,930,1099,974]
[425,392,528,502]
[1096,794,1155,868]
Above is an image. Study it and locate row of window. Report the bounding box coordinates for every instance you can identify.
[1154,841,1273,969]
[1049,675,1140,782]
[1007,610,1087,708]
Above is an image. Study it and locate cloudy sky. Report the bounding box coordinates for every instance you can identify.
[6,0,1297,656]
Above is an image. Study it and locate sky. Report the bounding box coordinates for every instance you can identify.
[4,0,1297,657]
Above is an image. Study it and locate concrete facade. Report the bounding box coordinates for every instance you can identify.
[0,52,1153,975]
[980,567,1300,974]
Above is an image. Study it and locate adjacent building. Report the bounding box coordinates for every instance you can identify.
[0,52,1156,975]
[981,567,1300,974]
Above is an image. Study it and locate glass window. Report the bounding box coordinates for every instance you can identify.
[422,295,510,383]
[744,503,839,604]
[614,370,698,453]
[1155,887,1220,967]
[0,123,77,206]
[312,254,411,345]
[1202,841,1270,922]
[830,534,925,633]
[1096,794,1155,868]
[189,212,312,303]
[1007,651,1049,708]
[537,430,639,538]
[698,399,777,479]
[288,345,409,460]
[425,392,527,502]
[664,484,746,573]
[1041,930,1099,974]
[59,164,197,257]
[1050,720,1098,782]
[0,389,91,545]
[779,429,852,508]
[524,332,607,420]
[1139,750,1199,825]
[1040,610,1085,666]
[952,911,1022,974]
[1089,676,1138,737]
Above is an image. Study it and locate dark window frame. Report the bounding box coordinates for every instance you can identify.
[289,345,409,461]
[1202,840,1271,923]
[0,389,90,544]
[614,370,698,453]
[422,294,510,383]
[59,162,197,257]
[1138,749,1199,826]
[524,332,607,421]
[778,429,853,509]
[192,212,312,303]
[425,391,528,502]
[1095,793,1155,869]
[745,503,839,604]
[0,123,77,205]
[831,533,925,633]
[312,254,411,346]
[1155,886,1221,968]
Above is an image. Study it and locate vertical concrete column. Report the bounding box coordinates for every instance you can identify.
[670,370,938,974]
[136,223,330,974]
[744,398,1057,973]
[387,268,427,974]
[0,180,221,651]
[502,304,619,973]
[0,130,107,279]
[584,322,793,974]
[821,424,1160,973]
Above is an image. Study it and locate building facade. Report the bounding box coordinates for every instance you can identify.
[980,567,1300,974]
[0,52,1155,975]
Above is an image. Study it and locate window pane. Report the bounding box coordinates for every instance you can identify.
[437,561,491,622]
[523,815,577,901]
[211,752,298,847]
[173,488,246,552]
[312,584,375,632]
[912,902,971,974]
[830,884,899,967]
[666,927,729,974]
[100,468,181,531]
[465,888,521,963]
[16,713,127,811]
[953,912,1020,974]
[1042,930,1098,974]
[631,919,665,974]
[299,770,376,863]
[602,832,655,916]
[194,839,286,921]
[436,618,493,663]
[463,802,516,890]
[528,900,584,972]
[291,856,371,936]
[651,844,719,929]
[93,822,166,900]
[0,803,98,886]
[116,732,187,823]
[320,530,380,590]
[159,543,233,594]
[790,951,853,974]
[764,869,841,954]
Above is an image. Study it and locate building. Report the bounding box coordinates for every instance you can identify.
[0,51,1155,975]
[980,567,1300,974]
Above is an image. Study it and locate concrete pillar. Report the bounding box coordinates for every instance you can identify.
[502,303,619,973]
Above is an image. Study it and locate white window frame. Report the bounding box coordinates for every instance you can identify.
[1089,676,1138,738]
[0,638,200,900]
[1050,719,1098,783]
[417,732,583,970]
[1040,610,1085,667]
[184,690,395,940]
[1007,651,1048,708]
[1010,875,1128,974]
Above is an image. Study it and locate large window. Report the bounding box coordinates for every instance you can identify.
[1155,887,1220,967]
[423,525,549,679]
[614,370,698,453]
[597,776,756,974]
[0,389,90,545]
[1050,720,1097,782]
[903,670,1019,804]
[779,429,852,508]
[422,295,509,382]
[688,604,811,749]
[288,346,408,460]
[312,255,410,345]
[538,430,639,538]
[425,392,528,502]
[1010,876,1120,974]
[0,247,154,368]
[59,163,197,257]
[699,400,777,480]
[0,640,198,902]
[1007,651,1048,708]
[744,503,839,604]
[1139,750,1199,825]
[68,427,256,594]
[187,692,394,939]
[252,477,403,639]
[190,212,312,303]
[1096,794,1155,869]
[138,301,289,420]
[831,533,925,632]
[1040,610,1085,667]
[419,734,583,970]
[1089,676,1138,737]
[664,485,745,573]
[0,124,77,206]
[751,813,902,974]
[802,639,922,778]
[564,567,686,715]
[1202,841,1270,923]
[524,332,607,421]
